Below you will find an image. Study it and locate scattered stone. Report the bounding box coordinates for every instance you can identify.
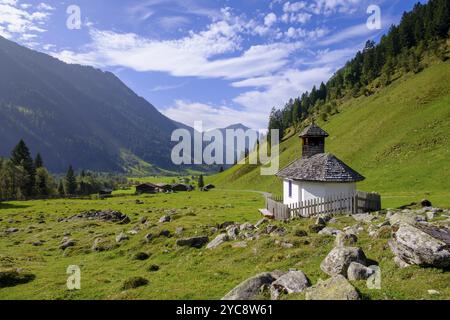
[334,233,357,247]
[121,277,149,290]
[394,257,411,269]
[255,218,269,228]
[279,242,294,249]
[135,200,144,205]
[315,217,327,226]
[222,272,279,300]
[32,240,44,247]
[92,238,116,252]
[389,212,425,226]
[159,215,171,223]
[66,210,130,224]
[133,252,150,261]
[176,236,209,249]
[352,213,376,224]
[428,289,440,295]
[343,225,364,235]
[5,228,19,234]
[319,227,341,236]
[305,275,360,300]
[219,221,235,229]
[159,230,171,238]
[309,224,326,233]
[347,262,375,281]
[0,269,36,288]
[421,199,432,207]
[270,270,310,300]
[60,239,75,250]
[140,216,148,224]
[207,234,229,249]
[294,229,308,237]
[240,223,255,231]
[128,228,140,235]
[227,225,240,240]
[426,212,435,221]
[144,233,153,243]
[116,232,129,243]
[320,247,367,277]
[389,223,450,268]
[148,265,160,272]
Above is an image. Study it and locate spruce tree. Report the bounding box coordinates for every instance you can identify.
[58,180,65,196]
[10,140,36,197]
[34,153,43,168]
[65,165,77,195]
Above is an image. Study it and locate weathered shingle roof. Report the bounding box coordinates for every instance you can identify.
[276,153,365,182]
[299,123,329,138]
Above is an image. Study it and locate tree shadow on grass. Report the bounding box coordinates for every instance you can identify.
[0,202,31,210]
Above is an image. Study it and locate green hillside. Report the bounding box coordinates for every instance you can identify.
[208,60,450,208]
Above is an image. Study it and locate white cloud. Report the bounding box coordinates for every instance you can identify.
[318,22,374,46]
[51,18,302,81]
[158,16,190,29]
[264,12,277,27]
[0,0,52,39]
[163,100,267,130]
[283,1,307,13]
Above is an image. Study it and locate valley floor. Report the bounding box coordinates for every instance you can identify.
[1,190,449,300]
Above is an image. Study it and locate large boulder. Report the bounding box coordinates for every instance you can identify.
[320,247,367,277]
[176,236,209,249]
[222,272,280,300]
[206,234,229,249]
[352,213,376,224]
[305,275,360,300]
[389,212,425,226]
[389,223,450,268]
[347,262,375,281]
[269,271,310,300]
[334,233,358,247]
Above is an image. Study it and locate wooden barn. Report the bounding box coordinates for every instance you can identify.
[155,183,173,193]
[136,183,158,194]
[171,184,194,192]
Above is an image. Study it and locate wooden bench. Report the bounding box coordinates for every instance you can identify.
[259,209,274,219]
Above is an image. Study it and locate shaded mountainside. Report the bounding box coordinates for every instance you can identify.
[209,60,450,208]
[0,36,182,173]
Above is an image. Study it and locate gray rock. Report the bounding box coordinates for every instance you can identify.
[240,223,255,231]
[60,239,75,250]
[334,233,358,247]
[144,233,153,242]
[227,225,240,240]
[255,218,269,228]
[394,256,411,269]
[389,212,424,225]
[175,227,184,235]
[352,213,376,224]
[222,272,279,300]
[5,228,19,234]
[92,238,116,252]
[426,212,435,221]
[176,236,209,248]
[343,224,364,235]
[315,217,327,226]
[219,221,235,229]
[207,234,229,249]
[116,232,129,243]
[305,275,360,300]
[32,240,44,247]
[270,270,310,300]
[347,262,375,281]
[159,215,171,223]
[159,230,171,237]
[428,289,440,295]
[320,247,367,277]
[319,227,341,236]
[389,223,450,268]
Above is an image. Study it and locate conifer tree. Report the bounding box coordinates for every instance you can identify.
[65,165,77,195]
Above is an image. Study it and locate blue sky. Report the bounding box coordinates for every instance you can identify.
[0,0,425,129]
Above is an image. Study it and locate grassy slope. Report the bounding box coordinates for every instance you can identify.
[208,61,450,208]
[1,191,449,300]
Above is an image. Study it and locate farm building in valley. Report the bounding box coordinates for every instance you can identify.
[136,183,158,194]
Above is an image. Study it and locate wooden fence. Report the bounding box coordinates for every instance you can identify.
[266,191,381,220]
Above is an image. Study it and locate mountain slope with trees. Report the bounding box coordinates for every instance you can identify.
[0,36,182,173]
[210,0,450,208]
